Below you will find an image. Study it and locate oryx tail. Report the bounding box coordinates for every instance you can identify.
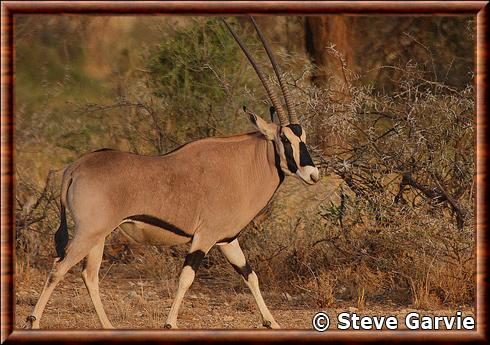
[54,167,73,260]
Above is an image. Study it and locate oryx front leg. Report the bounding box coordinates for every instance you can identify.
[164,235,213,329]
[219,239,280,329]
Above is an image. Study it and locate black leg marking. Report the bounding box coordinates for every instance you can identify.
[231,262,253,280]
[183,250,205,271]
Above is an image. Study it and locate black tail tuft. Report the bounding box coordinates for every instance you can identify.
[54,205,69,260]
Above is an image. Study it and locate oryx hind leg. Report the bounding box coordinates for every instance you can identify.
[81,239,113,328]
[25,227,105,329]
[164,233,215,329]
[219,239,280,329]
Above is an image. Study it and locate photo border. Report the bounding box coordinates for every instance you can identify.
[1,1,488,343]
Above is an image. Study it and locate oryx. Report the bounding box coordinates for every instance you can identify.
[25,17,319,329]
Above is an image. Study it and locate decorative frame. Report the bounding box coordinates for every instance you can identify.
[1,1,487,344]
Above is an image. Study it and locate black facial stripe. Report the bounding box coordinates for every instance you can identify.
[231,262,253,280]
[287,124,303,137]
[282,137,298,173]
[126,214,192,238]
[183,250,205,271]
[299,142,315,167]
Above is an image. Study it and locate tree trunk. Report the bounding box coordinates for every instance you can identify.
[305,16,354,86]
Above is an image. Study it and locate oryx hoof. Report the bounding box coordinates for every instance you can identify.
[263,320,280,329]
[24,315,36,329]
[163,323,174,329]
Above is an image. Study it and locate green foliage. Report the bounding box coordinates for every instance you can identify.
[147,18,257,141]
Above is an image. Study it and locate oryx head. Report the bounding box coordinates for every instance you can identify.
[224,17,320,185]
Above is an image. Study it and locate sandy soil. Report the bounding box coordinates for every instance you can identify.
[15,269,474,330]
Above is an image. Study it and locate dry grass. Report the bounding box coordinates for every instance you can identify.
[15,265,475,329]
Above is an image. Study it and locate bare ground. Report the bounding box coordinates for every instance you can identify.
[15,267,474,330]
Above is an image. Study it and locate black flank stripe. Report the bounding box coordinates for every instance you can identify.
[126,214,192,238]
[299,142,315,167]
[218,233,240,244]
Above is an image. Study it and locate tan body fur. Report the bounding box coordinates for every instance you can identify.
[68,132,280,247]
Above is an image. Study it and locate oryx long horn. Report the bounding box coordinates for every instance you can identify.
[250,16,299,124]
[222,19,289,126]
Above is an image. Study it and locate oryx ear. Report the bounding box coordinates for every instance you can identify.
[243,106,277,140]
[269,106,280,125]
